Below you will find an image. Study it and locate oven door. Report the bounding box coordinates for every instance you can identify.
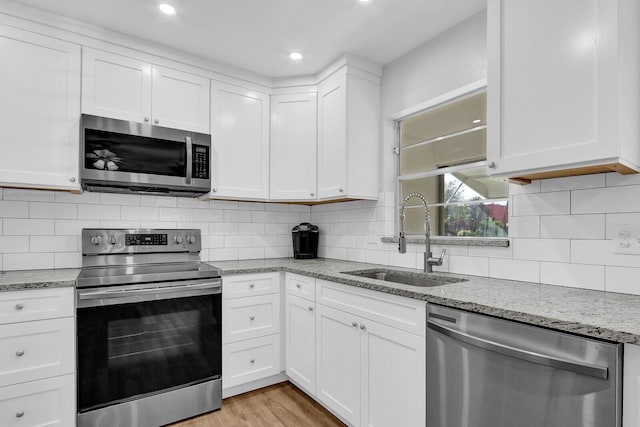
[76,279,222,414]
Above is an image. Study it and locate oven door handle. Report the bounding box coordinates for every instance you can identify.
[77,280,222,307]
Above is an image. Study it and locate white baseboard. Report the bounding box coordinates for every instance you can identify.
[222,372,288,399]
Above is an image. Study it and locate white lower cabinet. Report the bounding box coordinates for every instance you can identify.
[285,293,316,395]
[223,334,281,389]
[0,374,75,427]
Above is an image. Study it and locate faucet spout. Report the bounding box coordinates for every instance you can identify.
[398,192,446,273]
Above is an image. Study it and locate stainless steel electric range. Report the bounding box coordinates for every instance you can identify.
[76,228,222,427]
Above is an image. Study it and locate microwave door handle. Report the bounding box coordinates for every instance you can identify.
[185,136,193,184]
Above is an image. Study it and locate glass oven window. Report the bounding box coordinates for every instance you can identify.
[77,294,221,412]
[84,129,186,177]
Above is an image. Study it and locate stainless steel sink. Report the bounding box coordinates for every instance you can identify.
[342,269,467,287]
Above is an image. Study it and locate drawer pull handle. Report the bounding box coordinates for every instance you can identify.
[308,306,313,311]
[250,315,255,321]
[296,283,301,289]
[360,324,366,331]
[250,358,255,364]
[352,321,358,327]
[249,283,255,289]
[16,350,24,357]
[16,410,24,418]
[15,303,24,310]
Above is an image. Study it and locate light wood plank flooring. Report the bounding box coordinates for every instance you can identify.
[169,382,345,427]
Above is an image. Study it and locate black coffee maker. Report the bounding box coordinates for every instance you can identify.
[292,223,319,259]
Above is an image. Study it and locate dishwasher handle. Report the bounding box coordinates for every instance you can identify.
[427,320,609,380]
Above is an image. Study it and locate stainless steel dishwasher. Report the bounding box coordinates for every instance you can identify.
[427,304,622,427]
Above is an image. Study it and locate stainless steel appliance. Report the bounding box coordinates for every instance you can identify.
[80,114,211,197]
[427,304,622,427]
[76,228,222,427]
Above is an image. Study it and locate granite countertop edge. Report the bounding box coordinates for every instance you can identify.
[1,260,638,345]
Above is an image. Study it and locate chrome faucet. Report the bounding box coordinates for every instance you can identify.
[398,192,446,273]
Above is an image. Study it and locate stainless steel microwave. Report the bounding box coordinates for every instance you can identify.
[80,114,211,197]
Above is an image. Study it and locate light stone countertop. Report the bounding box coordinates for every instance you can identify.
[2,258,639,345]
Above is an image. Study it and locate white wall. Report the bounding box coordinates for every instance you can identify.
[311,9,640,295]
[0,188,309,270]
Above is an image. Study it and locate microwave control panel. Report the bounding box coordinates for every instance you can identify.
[193,145,209,179]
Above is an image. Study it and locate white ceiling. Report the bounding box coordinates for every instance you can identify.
[9,0,486,78]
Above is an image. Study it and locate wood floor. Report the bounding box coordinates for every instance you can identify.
[169,382,345,427]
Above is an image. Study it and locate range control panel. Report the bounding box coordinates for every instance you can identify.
[82,229,201,255]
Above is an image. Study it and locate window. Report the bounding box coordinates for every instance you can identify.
[398,91,508,237]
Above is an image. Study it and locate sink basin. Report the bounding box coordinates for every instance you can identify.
[342,269,467,287]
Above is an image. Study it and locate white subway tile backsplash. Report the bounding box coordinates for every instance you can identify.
[513,238,570,262]
[238,223,264,235]
[210,223,238,235]
[572,186,640,214]
[193,209,223,222]
[209,248,238,261]
[99,220,140,229]
[508,181,540,195]
[365,249,389,265]
[605,172,640,187]
[224,210,251,223]
[4,253,54,270]
[177,198,210,209]
[209,200,238,210]
[0,201,29,218]
[540,174,605,192]
[30,202,77,219]
[78,204,120,220]
[347,248,367,262]
[30,236,77,252]
[239,202,265,211]
[202,234,224,249]
[512,192,570,216]
[252,235,277,247]
[238,247,265,259]
[3,188,54,202]
[55,219,100,235]
[100,193,141,206]
[121,206,159,221]
[571,240,640,268]
[605,266,640,295]
[140,221,177,229]
[0,236,29,253]
[489,258,540,283]
[507,216,540,238]
[468,244,512,259]
[54,252,82,269]
[448,255,488,276]
[540,214,605,239]
[55,191,101,204]
[224,235,252,248]
[4,219,54,236]
[252,211,277,223]
[158,208,194,222]
[605,213,640,239]
[388,251,418,269]
[140,195,177,207]
[265,246,290,258]
[540,262,605,291]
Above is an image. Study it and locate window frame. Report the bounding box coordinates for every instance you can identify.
[395,85,509,238]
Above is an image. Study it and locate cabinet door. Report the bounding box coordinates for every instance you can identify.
[316,304,360,426]
[317,74,348,199]
[0,25,81,191]
[285,294,316,395]
[82,47,152,124]
[270,93,317,201]
[210,81,270,200]
[487,0,619,177]
[361,319,425,427]
[152,65,210,133]
[0,374,75,427]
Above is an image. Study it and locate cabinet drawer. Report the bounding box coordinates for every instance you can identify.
[223,272,280,299]
[317,279,426,336]
[0,373,75,427]
[0,288,74,325]
[0,317,75,388]
[223,293,280,343]
[285,273,316,301]
[223,334,281,389]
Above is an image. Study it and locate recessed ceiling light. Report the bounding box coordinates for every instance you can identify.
[159,4,176,15]
[289,52,303,61]
[472,119,482,124]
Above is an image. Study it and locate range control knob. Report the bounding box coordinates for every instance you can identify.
[90,235,102,246]
[173,234,183,244]
[186,234,196,245]
[109,235,117,245]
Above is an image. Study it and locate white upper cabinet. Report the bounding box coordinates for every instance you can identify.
[487,0,640,182]
[151,65,210,133]
[82,47,210,133]
[270,92,317,201]
[0,25,81,192]
[317,69,381,200]
[210,81,270,200]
